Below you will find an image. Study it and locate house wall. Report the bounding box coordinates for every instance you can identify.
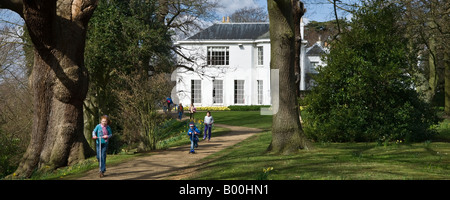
[175,40,271,107]
[307,55,326,74]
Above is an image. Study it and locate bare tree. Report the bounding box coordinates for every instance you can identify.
[1,0,98,178]
[114,71,172,151]
[157,0,224,88]
[0,18,32,175]
[230,6,268,22]
[403,0,450,114]
[158,0,218,40]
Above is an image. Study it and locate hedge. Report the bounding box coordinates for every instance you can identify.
[180,105,271,112]
[227,105,271,111]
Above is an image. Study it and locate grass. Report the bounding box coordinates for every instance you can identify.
[32,153,141,180]
[434,118,450,142]
[27,111,450,180]
[190,133,450,180]
[188,112,450,180]
[157,126,230,150]
[195,111,272,130]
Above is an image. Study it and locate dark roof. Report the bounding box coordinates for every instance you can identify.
[187,23,270,40]
[306,43,326,56]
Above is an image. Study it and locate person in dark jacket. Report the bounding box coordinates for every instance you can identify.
[187,122,200,154]
[178,103,184,120]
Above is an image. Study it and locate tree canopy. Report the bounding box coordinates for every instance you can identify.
[302,0,439,143]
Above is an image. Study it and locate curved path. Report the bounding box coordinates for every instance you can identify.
[77,124,262,180]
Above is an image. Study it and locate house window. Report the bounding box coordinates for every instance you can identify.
[257,46,264,66]
[257,80,263,104]
[207,46,229,65]
[234,80,245,104]
[191,80,201,103]
[213,80,223,104]
[310,61,319,72]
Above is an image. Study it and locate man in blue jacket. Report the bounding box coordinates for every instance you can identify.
[187,122,200,154]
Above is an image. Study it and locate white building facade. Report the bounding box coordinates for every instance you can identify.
[173,22,326,107]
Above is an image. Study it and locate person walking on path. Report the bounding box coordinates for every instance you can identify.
[77,124,262,180]
[189,103,196,120]
[203,111,214,141]
[187,122,200,154]
[92,115,113,178]
[178,103,184,120]
[166,97,173,112]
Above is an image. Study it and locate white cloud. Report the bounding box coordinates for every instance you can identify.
[214,0,260,17]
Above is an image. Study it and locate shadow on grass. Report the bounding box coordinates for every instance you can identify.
[188,131,450,180]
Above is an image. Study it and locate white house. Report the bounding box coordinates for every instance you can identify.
[303,41,329,90]
[173,20,326,107]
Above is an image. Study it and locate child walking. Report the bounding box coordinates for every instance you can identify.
[203,111,214,141]
[187,122,200,154]
[92,115,112,178]
[178,103,184,120]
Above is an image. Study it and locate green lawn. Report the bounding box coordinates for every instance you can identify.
[189,112,450,180]
[30,111,450,180]
[195,111,272,131]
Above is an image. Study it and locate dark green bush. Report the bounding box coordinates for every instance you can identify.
[302,1,439,143]
[0,129,21,179]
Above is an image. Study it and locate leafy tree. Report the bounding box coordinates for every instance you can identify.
[84,0,173,152]
[83,0,126,150]
[303,0,439,143]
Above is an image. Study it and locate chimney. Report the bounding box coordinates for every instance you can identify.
[222,16,225,23]
[300,17,304,40]
[227,16,230,23]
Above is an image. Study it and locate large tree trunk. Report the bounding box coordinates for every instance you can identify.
[3,0,97,178]
[267,0,310,154]
[445,51,450,115]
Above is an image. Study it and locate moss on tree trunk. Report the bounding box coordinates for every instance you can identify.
[6,0,97,178]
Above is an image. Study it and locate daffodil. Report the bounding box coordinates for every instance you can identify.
[263,167,273,173]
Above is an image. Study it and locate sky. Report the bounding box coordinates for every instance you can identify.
[0,0,356,26]
[215,0,357,23]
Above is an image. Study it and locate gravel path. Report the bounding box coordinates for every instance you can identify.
[77,123,262,180]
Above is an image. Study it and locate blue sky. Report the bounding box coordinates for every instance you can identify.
[218,0,356,23]
[1,0,356,26]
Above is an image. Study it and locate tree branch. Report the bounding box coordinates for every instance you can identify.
[176,64,194,72]
[0,0,24,18]
[72,0,98,25]
[326,0,355,13]
[331,0,342,42]
[171,46,194,63]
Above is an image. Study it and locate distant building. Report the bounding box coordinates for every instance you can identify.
[303,41,329,90]
[173,20,327,107]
